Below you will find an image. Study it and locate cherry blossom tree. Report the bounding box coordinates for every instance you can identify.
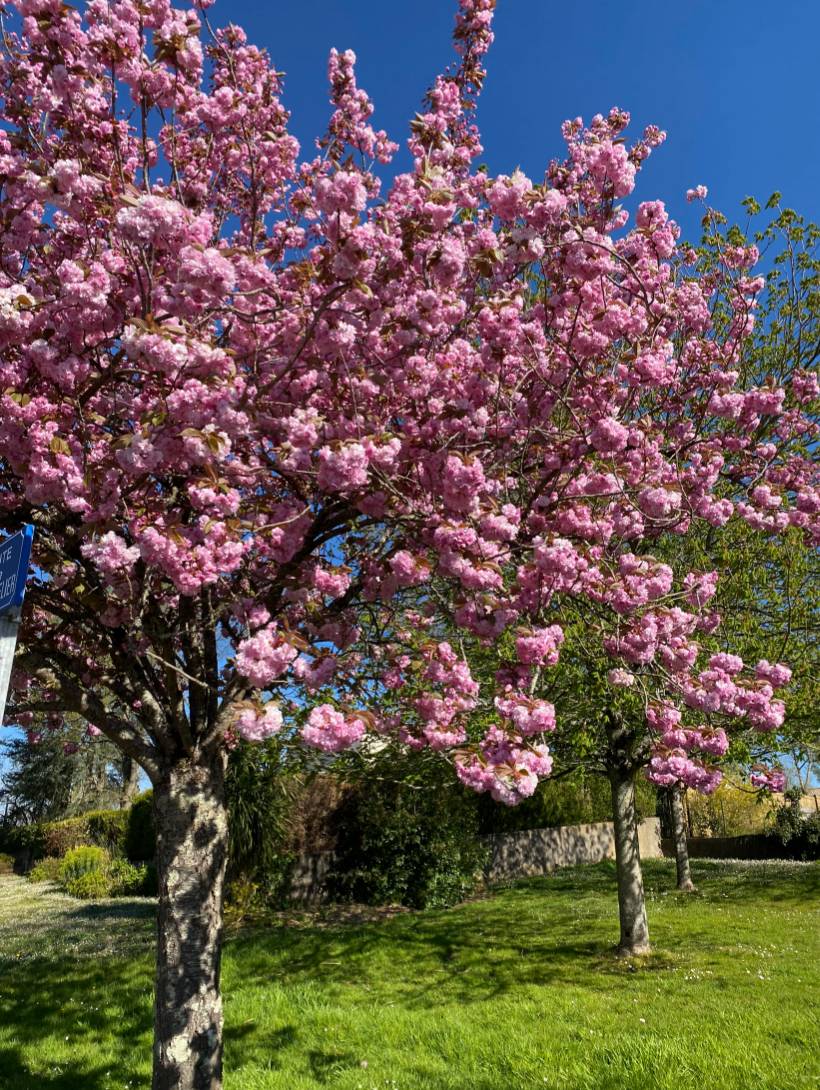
[0,0,817,1085]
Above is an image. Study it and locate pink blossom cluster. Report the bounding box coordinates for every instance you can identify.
[495,693,557,736]
[750,768,787,792]
[235,628,298,689]
[646,753,722,794]
[235,703,283,742]
[409,642,479,751]
[301,704,366,752]
[515,625,564,666]
[455,726,553,805]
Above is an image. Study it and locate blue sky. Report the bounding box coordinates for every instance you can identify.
[215,0,819,237]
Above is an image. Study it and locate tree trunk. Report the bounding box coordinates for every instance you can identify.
[609,764,651,956]
[152,754,229,1090]
[670,785,695,892]
[120,753,141,808]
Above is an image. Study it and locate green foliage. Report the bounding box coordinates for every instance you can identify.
[27,857,62,883]
[86,810,128,854]
[124,791,155,862]
[225,741,293,881]
[771,791,820,860]
[224,877,267,926]
[141,862,158,896]
[108,858,151,897]
[41,816,94,857]
[64,870,113,900]
[479,769,656,834]
[329,758,488,909]
[685,780,775,837]
[58,845,109,886]
[33,808,128,859]
[0,853,15,875]
[3,822,47,859]
[0,718,129,826]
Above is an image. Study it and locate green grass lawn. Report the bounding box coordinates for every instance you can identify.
[0,860,817,1090]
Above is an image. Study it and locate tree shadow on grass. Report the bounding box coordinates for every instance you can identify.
[0,954,152,1090]
[223,1021,298,1074]
[225,870,628,1014]
[225,858,819,1017]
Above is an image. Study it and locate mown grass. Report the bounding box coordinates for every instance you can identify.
[0,859,817,1090]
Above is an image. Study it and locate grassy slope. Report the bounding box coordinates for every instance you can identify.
[0,860,817,1090]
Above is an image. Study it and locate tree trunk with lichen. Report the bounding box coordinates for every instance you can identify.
[151,753,229,1090]
[606,717,651,956]
[670,785,695,892]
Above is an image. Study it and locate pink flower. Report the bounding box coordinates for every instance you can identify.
[750,769,786,792]
[317,443,369,492]
[81,532,140,579]
[235,628,297,688]
[235,703,283,742]
[638,487,682,519]
[301,704,366,752]
[589,417,629,454]
[755,660,792,689]
[515,625,564,666]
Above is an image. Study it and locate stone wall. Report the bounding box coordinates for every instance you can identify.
[288,817,663,901]
[484,817,662,883]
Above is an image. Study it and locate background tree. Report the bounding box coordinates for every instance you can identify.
[1,717,132,825]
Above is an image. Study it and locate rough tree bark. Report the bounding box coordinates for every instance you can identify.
[151,753,229,1090]
[606,718,651,956]
[669,785,696,892]
[120,753,141,808]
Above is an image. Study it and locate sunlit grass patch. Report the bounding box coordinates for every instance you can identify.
[0,859,817,1089]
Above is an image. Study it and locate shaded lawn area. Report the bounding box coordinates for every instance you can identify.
[0,860,817,1090]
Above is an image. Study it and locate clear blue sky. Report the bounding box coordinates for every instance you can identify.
[216,0,819,237]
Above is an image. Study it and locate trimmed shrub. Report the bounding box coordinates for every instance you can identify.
[27,857,63,883]
[40,809,129,858]
[141,862,159,896]
[140,862,159,896]
[125,791,155,861]
[109,858,152,896]
[59,845,109,885]
[42,816,91,857]
[0,822,46,864]
[329,764,488,910]
[771,794,820,861]
[86,809,128,854]
[65,870,112,900]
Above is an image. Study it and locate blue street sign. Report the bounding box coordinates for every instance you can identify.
[0,525,34,616]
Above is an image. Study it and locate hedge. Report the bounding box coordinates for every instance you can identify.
[0,795,155,866]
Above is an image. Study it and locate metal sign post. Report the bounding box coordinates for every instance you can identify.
[0,526,34,727]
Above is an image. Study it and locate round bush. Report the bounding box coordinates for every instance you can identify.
[27,857,63,883]
[59,845,109,885]
[109,858,151,896]
[65,870,112,900]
